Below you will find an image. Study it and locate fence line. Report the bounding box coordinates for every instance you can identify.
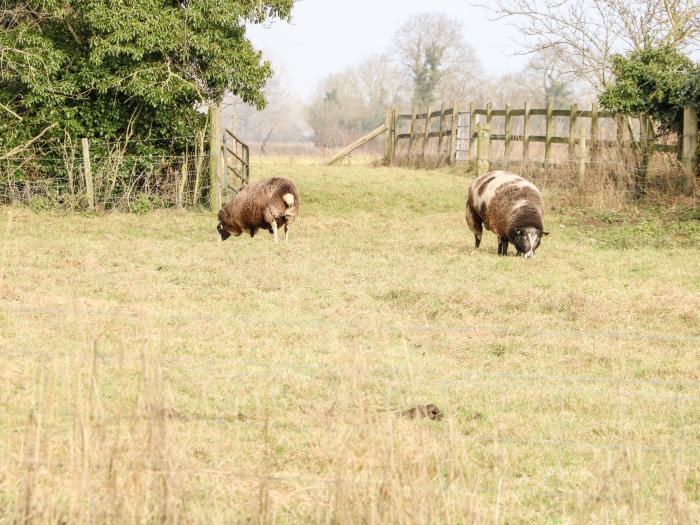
[1,153,689,212]
[385,102,699,189]
[0,104,247,212]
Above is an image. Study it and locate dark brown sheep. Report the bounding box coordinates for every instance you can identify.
[466,170,548,257]
[217,177,299,243]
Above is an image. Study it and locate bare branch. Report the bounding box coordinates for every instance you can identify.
[474,0,700,89]
[0,101,22,120]
[0,124,57,161]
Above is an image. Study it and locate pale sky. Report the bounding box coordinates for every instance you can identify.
[247,0,529,101]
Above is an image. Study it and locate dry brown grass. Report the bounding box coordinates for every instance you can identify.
[0,160,699,523]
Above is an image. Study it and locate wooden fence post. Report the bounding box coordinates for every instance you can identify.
[192,120,206,206]
[645,117,656,182]
[545,100,553,169]
[438,103,446,162]
[392,110,400,162]
[523,101,531,163]
[209,104,222,212]
[569,103,578,158]
[504,103,513,165]
[468,102,477,161]
[449,100,459,165]
[407,108,417,160]
[177,151,188,209]
[81,138,94,211]
[486,102,493,158]
[384,108,394,165]
[222,128,229,195]
[616,115,625,145]
[590,102,599,162]
[682,106,698,174]
[476,123,490,177]
[577,127,587,189]
[219,134,226,202]
[421,105,431,163]
[242,143,250,184]
[635,113,649,199]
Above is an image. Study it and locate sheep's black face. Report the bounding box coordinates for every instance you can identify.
[217,223,231,241]
[510,227,548,258]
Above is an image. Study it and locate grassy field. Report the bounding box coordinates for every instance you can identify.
[1,160,699,524]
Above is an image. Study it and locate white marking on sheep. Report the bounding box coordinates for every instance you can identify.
[472,171,521,210]
[525,231,538,258]
[512,198,531,210]
[283,193,295,206]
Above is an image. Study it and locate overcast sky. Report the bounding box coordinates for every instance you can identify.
[247,0,529,101]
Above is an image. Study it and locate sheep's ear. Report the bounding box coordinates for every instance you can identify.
[541,231,550,236]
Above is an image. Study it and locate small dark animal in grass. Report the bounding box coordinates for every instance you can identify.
[217,177,299,243]
[400,404,443,421]
[466,170,549,258]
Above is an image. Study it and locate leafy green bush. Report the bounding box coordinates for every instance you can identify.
[0,0,293,201]
[599,45,699,136]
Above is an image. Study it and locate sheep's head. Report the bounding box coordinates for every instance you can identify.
[509,227,549,258]
[217,222,231,241]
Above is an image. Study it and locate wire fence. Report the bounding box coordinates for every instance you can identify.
[0,158,693,212]
[2,129,699,211]
[0,151,219,210]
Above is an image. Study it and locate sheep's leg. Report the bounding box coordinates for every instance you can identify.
[270,220,278,243]
[498,238,509,256]
[465,197,484,250]
[466,208,483,249]
[284,223,289,241]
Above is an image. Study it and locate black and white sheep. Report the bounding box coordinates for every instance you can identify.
[466,170,548,258]
[217,177,299,243]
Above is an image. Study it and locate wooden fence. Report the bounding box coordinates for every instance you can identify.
[384,103,460,166]
[208,104,250,212]
[384,102,699,184]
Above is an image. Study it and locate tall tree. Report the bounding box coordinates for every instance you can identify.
[390,13,483,107]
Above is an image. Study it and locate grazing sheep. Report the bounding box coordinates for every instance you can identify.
[466,170,548,258]
[217,177,299,243]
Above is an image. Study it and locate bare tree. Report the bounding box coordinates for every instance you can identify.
[306,55,406,147]
[528,49,580,104]
[391,13,484,107]
[224,64,310,144]
[478,0,700,88]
